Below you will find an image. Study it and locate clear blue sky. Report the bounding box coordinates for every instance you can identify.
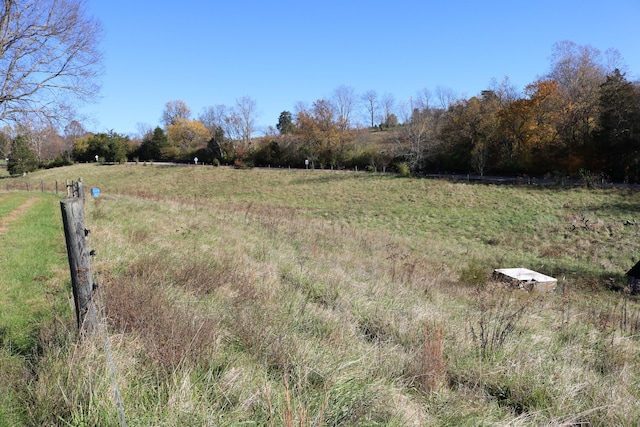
[82,0,640,136]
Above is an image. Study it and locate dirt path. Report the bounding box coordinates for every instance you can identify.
[0,198,37,234]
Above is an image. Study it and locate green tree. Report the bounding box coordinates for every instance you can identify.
[138,127,170,161]
[7,135,38,175]
[252,140,281,167]
[276,111,295,134]
[207,125,226,160]
[73,131,129,163]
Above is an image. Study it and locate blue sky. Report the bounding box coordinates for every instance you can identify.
[82,0,640,136]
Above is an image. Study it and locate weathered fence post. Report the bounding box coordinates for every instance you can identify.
[60,197,98,336]
[74,178,85,201]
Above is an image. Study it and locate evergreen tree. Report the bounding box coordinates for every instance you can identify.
[7,135,38,175]
[138,127,170,161]
[276,111,295,134]
[207,125,226,160]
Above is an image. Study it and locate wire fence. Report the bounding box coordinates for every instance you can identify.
[59,184,127,426]
[93,272,127,427]
[3,178,69,195]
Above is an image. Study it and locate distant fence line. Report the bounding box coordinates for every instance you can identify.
[4,179,74,195]
[3,167,639,195]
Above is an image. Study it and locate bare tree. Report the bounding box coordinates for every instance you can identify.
[199,105,229,134]
[414,87,433,111]
[224,111,243,150]
[16,117,63,161]
[488,76,520,108]
[63,120,86,155]
[361,90,379,128]
[435,86,457,110]
[0,0,103,124]
[380,93,396,127]
[545,41,612,149]
[332,85,356,129]
[0,127,10,158]
[235,96,258,151]
[136,122,153,140]
[161,100,192,127]
[294,101,309,117]
[397,95,441,173]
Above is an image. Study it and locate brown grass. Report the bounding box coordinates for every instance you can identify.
[102,256,220,370]
[404,320,446,393]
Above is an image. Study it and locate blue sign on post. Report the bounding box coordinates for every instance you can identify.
[91,187,101,198]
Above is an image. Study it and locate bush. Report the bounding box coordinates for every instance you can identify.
[396,162,411,177]
[42,155,73,169]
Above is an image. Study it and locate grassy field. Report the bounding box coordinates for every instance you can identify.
[2,163,640,425]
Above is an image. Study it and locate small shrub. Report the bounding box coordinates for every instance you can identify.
[396,162,411,177]
[42,155,73,169]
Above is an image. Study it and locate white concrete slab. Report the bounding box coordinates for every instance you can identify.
[493,268,557,292]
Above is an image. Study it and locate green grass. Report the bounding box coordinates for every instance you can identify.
[0,192,71,425]
[0,194,69,351]
[3,164,640,425]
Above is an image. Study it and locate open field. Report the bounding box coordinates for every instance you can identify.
[2,163,640,425]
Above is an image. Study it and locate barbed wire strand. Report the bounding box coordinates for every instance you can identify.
[92,262,127,427]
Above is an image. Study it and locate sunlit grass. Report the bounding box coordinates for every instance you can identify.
[3,164,640,425]
[0,194,69,353]
[0,193,72,425]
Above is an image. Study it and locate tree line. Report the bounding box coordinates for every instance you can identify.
[72,40,635,183]
[1,8,638,184]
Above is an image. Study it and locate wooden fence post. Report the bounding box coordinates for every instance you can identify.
[74,178,85,202]
[60,197,98,336]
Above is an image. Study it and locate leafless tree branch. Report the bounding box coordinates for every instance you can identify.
[0,0,103,124]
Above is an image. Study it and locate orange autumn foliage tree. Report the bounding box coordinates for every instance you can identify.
[498,80,562,174]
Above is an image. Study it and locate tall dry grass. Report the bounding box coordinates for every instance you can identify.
[5,164,640,425]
